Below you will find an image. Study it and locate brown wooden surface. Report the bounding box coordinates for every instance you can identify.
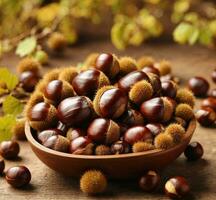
[0,41,216,200]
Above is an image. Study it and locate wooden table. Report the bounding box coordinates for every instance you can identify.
[0,41,215,200]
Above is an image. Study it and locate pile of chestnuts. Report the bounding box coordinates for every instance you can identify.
[25,53,196,156]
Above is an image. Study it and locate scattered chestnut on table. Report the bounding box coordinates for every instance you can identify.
[0,157,5,175]
[212,69,216,83]
[188,76,209,97]
[208,88,216,98]
[5,166,31,188]
[201,97,216,112]
[0,141,20,160]
[196,108,216,127]
[165,176,190,199]
[139,170,161,192]
[184,142,204,161]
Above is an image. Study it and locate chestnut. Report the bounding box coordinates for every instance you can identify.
[95,53,120,78]
[66,128,85,141]
[184,142,204,161]
[57,96,93,126]
[19,71,39,92]
[56,121,68,134]
[142,66,160,76]
[118,109,144,127]
[201,97,216,112]
[161,81,177,98]
[43,135,70,153]
[69,136,94,155]
[44,80,75,105]
[93,86,128,119]
[165,176,190,199]
[139,170,161,192]
[188,76,209,97]
[72,69,110,98]
[140,97,174,123]
[37,129,62,144]
[111,140,131,154]
[212,68,216,83]
[118,70,150,93]
[147,73,162,97]
[124,126,153,145]
[6,166,31,188]
[28,102,58,131]
[208,88,216,98]
[0,141,20,160]
[146,123,164,137]
[0,157,5,174]
[87,118,120,144]
[196,108,216,127]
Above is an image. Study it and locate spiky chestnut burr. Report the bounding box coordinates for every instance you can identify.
[17,57,41,76]
[93,86,128,119]
[154,60,171,76]
[80,170,107,195]
[59,67,78,84]
[95,145,111,155]
[176,88,195,108]
[119,56,137,75]
[132,142,155,153]
[154,133,174,149]
[175,103,194,121]
[27,102,58,131]
[47,32,67,51]
[165,124,185,144]
[87,118,120,145]
[137,56,155,69]
[84,53,99,67]
[44,80,75,105]
[43,69,61,83]
[57,96,93,126]
[95,53,120,79]
[72,69,110,98]
[12,118,26,140]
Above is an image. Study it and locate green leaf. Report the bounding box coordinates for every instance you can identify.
[0,115,16,142]
[0,68,19,90]
[3,95,24,116]
[111,22,126,50]
[199,28,213,46]
[188,26,199,45]
[16,36,37,57]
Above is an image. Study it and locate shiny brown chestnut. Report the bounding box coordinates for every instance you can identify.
[147,73,162,97]
[118,109,144,127]
[165,176,190,199]
[6,166,31,188]
[19,71,39,92]
[93,86,128,119]
[87,118,120,144]
[161,81,177,98]
[37,129,63,144]
[142,66,160,76]
[95,53,120,78]
[57,96,93,126]
[160,74,180,84]
[69,136,93,155]
[212,69,216,83]
[184,142,204,161]
[43,135,70,153]
[29,102,51,121]
[118,70,150,93]
[72,69,109,97]
[124,126,153,145]
[208,88,216,98]
[0,157,5,174]
[139,170,161,192]
[0,141,20,160]
[188,76,209,97]
[196,108,216,127]
[111,140,131,154]
[44,80,75,105]
[146,123,164,137]
[66,128,86,141]
[140,97,174,123]
[201,97,216,112]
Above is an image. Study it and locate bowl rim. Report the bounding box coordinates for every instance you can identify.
[25,118,196,160]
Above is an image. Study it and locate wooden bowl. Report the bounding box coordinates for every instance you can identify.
[25,119,196,179]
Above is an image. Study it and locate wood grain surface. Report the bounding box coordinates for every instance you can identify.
[0,40,215,200]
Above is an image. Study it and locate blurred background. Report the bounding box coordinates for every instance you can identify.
[1,0,216,59]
